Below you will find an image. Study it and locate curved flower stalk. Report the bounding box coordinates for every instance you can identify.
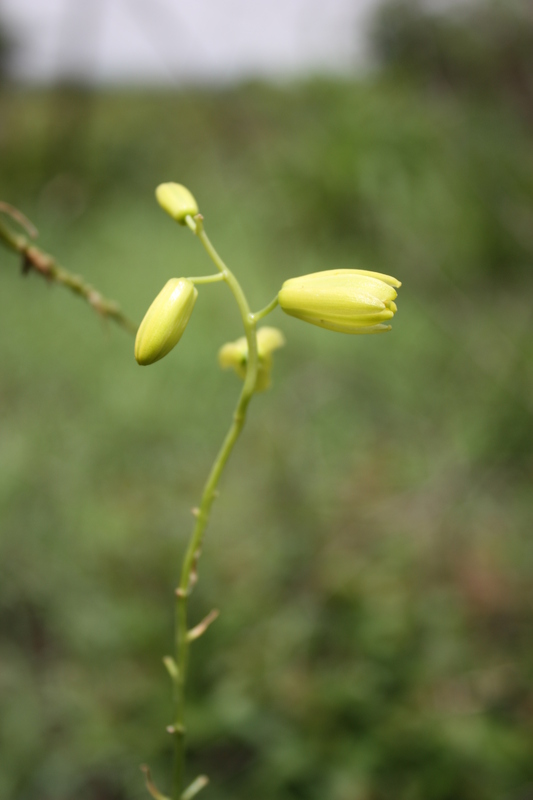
[131,184,402,800]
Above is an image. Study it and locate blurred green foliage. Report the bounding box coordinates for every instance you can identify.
[1,4,533,799]
[372,0,533,112]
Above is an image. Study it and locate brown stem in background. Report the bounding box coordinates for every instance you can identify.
[0,204,137,336]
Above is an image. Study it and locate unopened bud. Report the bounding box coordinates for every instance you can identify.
[218,326,285,392]
[155,183,199,225]
[135,278,198,366]
[278,269,401,334]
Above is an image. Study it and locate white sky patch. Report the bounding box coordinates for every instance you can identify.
[1,0,382,84]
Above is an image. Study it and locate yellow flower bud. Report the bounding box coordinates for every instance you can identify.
[218,326,285,392]
[155,183,199,225]
[135,278,198,365]
[278,269,401,334]
[256,326,286,355]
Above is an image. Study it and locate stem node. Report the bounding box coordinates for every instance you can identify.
[167,723,185,735]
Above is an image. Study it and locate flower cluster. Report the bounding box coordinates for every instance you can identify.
[134,183,401,389]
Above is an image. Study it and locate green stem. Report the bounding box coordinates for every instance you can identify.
[0,217,138,335]
[251,295,279,322]
[186,273,225,285]
[172,221,258,800]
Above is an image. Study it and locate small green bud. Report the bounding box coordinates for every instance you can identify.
[218,326,285,392]
[155,183,199,225]
[135,278,198,366]
[278,269,401,334]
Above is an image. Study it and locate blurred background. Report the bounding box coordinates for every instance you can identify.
[1,1,533,798]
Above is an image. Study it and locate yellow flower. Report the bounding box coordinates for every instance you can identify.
[218,327,285,392]
[278,269,401,334]
[155,183,199,225]
[135,279,198,365]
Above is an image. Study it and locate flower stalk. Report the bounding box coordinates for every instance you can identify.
[170,214,260,799]
[137,185,400,799]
